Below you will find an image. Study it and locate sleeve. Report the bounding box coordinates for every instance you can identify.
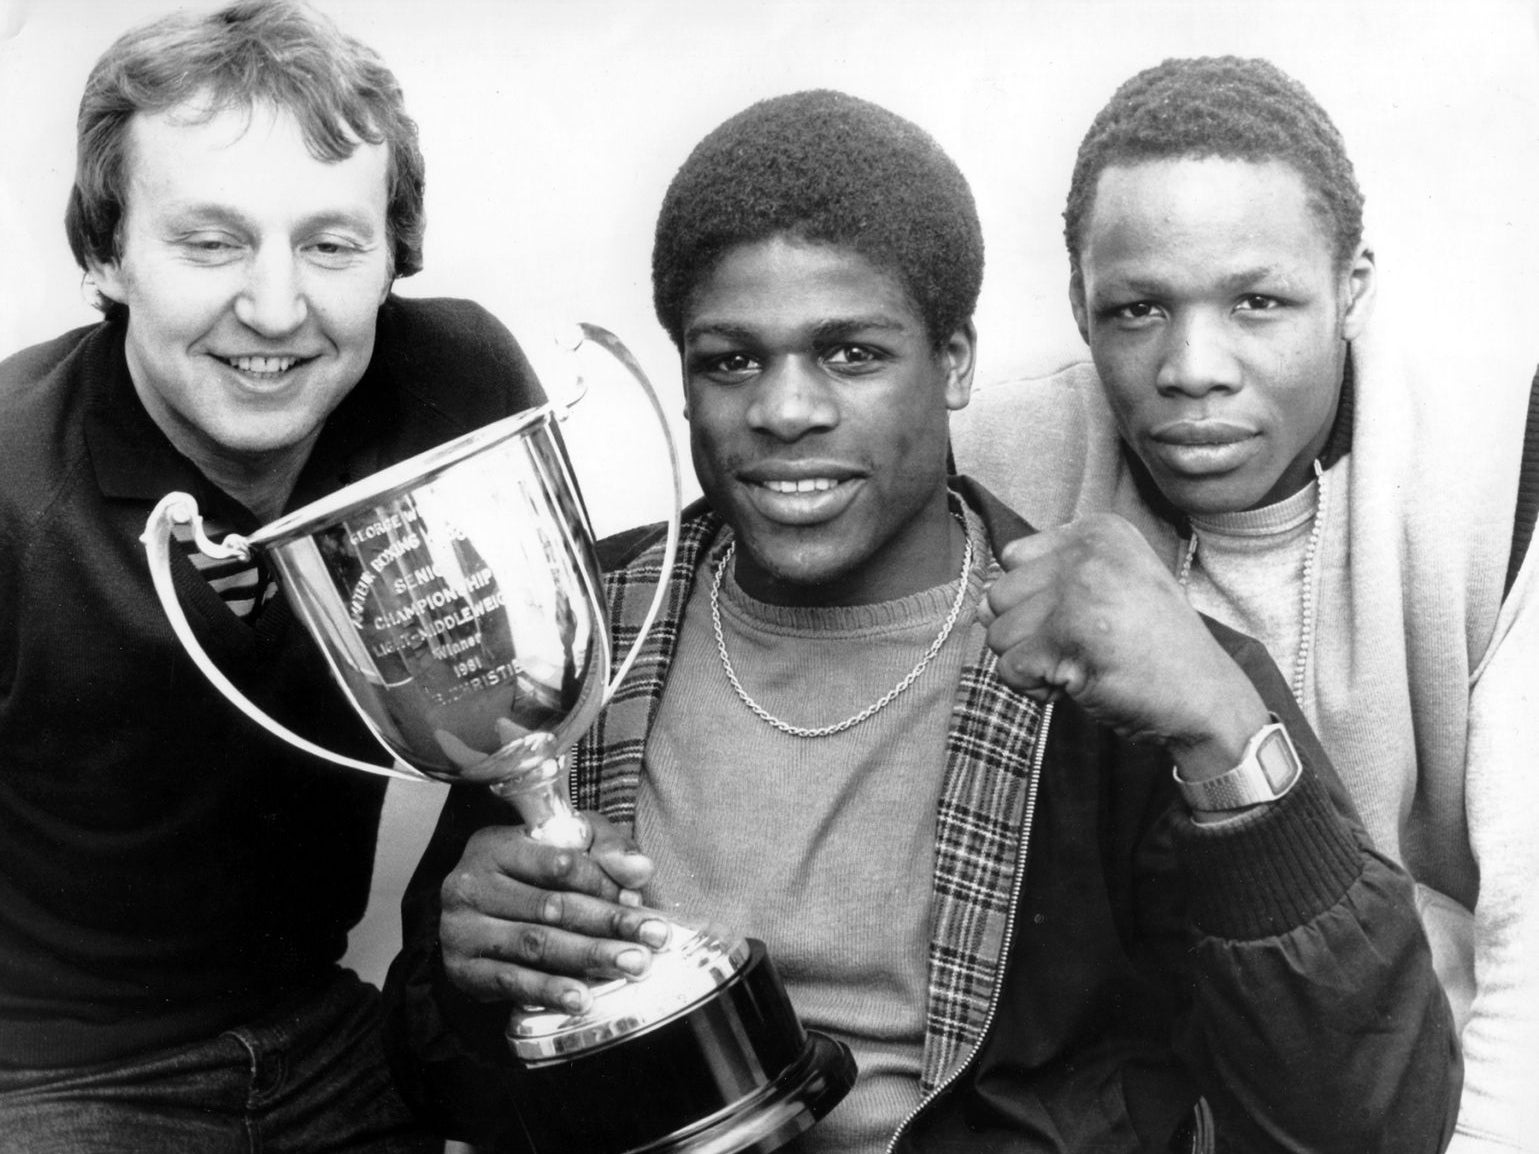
[379,782,539,1152]
[948,362,1120,529]
[1445,548,1539,1153]
[1168,624,1462,1154]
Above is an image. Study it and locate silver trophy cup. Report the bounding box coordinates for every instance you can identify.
[140,324,852,1154]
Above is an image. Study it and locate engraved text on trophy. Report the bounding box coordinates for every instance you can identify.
[312,485,594,774]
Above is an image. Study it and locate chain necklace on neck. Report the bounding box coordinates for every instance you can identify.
[1177,459,1329,705]
[709,522,974,739]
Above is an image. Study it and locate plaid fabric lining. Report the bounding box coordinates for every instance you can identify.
[924,648,1044,1088]
[572,514,712,820]
[571,497,1046,1093]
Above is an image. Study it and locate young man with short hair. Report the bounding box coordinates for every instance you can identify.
[386,89,1458,1153]
[0,2,542,1147]
[954,56,1538,1152]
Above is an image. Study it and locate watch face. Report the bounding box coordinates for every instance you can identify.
[1256,728,1301,793]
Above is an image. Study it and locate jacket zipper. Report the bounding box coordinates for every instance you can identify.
[883,701,1055,1154]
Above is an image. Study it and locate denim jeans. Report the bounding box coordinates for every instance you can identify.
[0,968,440,1153]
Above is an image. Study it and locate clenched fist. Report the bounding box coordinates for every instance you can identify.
[980,514,1268,781]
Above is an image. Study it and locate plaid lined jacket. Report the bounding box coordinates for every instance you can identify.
[383,479,1460,1154]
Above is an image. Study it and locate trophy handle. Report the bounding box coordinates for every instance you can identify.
[569,323,682,710]
[140,492,425,783]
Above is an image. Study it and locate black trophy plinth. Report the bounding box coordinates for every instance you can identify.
[511,940,855,1153]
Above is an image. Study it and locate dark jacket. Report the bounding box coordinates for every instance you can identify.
[382,479,1460,1153]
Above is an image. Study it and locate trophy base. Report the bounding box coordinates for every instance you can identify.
[510,920,747,1061]
[510,940,855,1154]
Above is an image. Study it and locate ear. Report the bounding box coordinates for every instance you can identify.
[88,256,128,307]
[1069,269,1091,344]
[1339,243,1377,341]
[941,321,976,411]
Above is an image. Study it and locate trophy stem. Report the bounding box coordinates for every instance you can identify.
[487,736,592,851]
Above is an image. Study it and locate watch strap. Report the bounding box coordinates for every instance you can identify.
[1173,715,1302,812]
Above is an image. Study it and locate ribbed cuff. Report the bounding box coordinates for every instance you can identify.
[1176,770,1362,941]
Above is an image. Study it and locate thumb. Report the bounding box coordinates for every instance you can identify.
[587,811,655,896]
[994,642,1087,703]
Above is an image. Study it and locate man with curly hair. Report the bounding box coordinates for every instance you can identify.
[0,2,542,1149]
[384,89,1458,1154]
[954,56,1539,1152]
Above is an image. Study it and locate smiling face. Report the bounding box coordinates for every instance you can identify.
[91,99,393,511]
[1071,157,1375,516]
[682,236,974,606]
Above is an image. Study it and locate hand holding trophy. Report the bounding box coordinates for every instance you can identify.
[141,324,853,1154]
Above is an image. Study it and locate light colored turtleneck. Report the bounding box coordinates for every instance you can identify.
[1181,471,1334,728]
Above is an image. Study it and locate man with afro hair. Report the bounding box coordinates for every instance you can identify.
[956,55,1539,1152]
[650,88,983,353]
[385,88,1457,1154]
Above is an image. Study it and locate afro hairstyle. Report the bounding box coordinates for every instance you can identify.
[652,89,983,350]
[1064,57,1364,273]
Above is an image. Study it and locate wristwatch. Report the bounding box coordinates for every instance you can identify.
[1172,716,1302,812]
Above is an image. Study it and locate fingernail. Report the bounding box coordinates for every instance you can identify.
[560,988,586,1013]
[639,919,670,949]
[616,948,647,976]
[618,888,642,908]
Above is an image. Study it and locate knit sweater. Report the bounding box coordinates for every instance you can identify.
[951,319,1539,1152]
[637,508,988,1152]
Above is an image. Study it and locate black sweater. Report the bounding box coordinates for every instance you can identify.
[0,296,542,1066]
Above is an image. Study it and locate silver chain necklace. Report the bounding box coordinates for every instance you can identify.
[709,525,974,739]
[1176,459,1328,705]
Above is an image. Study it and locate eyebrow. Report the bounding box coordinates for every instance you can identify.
[159,202,381,238]
[1095,265,1293,299]
[683,315,911,343]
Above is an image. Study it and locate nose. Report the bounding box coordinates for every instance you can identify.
[1155,311,1240,397]
[233,246,308,336]
[746,357,838,440]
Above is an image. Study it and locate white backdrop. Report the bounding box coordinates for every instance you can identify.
[3,0,1537,983]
